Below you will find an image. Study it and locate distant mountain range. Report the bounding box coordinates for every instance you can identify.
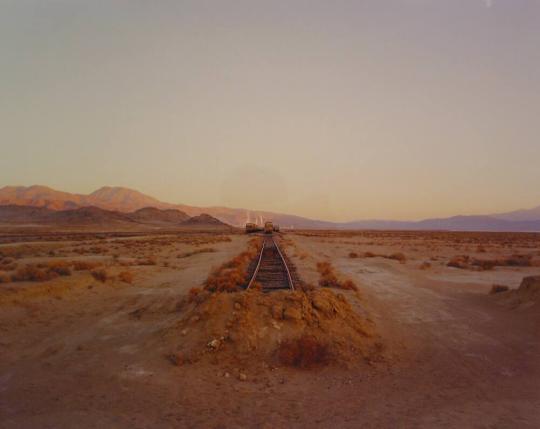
[0,203,229,230]
[1,185,540,232]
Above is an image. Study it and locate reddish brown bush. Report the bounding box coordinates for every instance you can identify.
[73,261,102,271]
[0,257,18,271]
[136,256,157,266]
[179,248,217,258]
[278,335,330,368]
[341,279,358,291]
[348,252,359,258]
[11,265,57,282]
[118,271,134,284]
[363,251,376,258]
[0,262,17,271]
[447,255,470,269]
[490,284,509,294]
[204,238,261,293]
[387,252,406,263]
[316,261,357,291]
[91,269,108,283]
[316,261,340,288]
[419,261,432,270]
[471,258,498,271]
[460,254,533,271]
[188,287,201,302]
[46,261,72,276]
[505,254,532,267]
[0,273,11,283]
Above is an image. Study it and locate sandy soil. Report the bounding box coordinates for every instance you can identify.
[1,230,539,428]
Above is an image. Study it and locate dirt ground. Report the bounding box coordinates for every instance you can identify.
[1,230,539,428]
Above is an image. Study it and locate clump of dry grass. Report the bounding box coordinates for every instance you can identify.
[316,261,340,288]
[277,334,331,368]
[448,253,533,271]
[387,252,406,263]
[505,254,532,267]
[204,238,261,293]
[44,261,72,276]
[118,271,134,284]
[11,265,58,282]
[348,252,359,258]
[419,261,432,270]
[490,284,509,294]
[316,261,358,291]
[0,273,11,283]
[188,287,202,302]
[0,257,18,271]
[136,256,157,266]
[447,255,470,269]
[178,248,216,258]
[73,260,102,271]
[340,279,358,291]
[91,268,108,283]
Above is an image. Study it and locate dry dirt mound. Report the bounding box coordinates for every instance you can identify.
[493,275,540,309]
[162,288,382,369]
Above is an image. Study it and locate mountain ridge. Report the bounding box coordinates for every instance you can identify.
[0,204,228,229]
[1,185,540,231]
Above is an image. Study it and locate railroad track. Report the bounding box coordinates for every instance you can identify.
[247,235,295,291]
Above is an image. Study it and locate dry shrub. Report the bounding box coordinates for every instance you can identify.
[188,287,201,302]
[277,335,330,368]
[204,238,261,293]
[316,261,357,291]
[91,269,108,283]
[316,261,340,288]
[0,262,17,271]
[363,251,376,258]
[387,252,406,263]
[341,279,358,291]
[447,255,470,269]
[471,259,498,271]
[0,273,11,283]
[118,271,134,284]
[348,252,359,259]
[505,254,532,267]
[0,257,18,271]
[178,248,216,258]
[73,260,102,271]
[136,256,157,266]
[12,265,57,282]
[295,282,315,292]
[419,261,432,270]
[46,261,72,276]
[451,253,533,271]
[249,281,263,291]
[490,284,509,294]
[477,245,486,253]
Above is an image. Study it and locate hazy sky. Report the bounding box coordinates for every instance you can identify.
[1,0,539,221]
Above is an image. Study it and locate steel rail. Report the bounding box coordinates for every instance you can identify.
[246,237,266,289]
[246,236,294,291]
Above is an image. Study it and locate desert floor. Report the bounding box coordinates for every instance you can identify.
[1,230,539,428]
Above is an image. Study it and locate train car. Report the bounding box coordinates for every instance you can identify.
[264,221,274,234]
[273,224,280,232]
[245,223,259,234]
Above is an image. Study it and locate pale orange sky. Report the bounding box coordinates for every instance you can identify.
[1,1,539,222]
